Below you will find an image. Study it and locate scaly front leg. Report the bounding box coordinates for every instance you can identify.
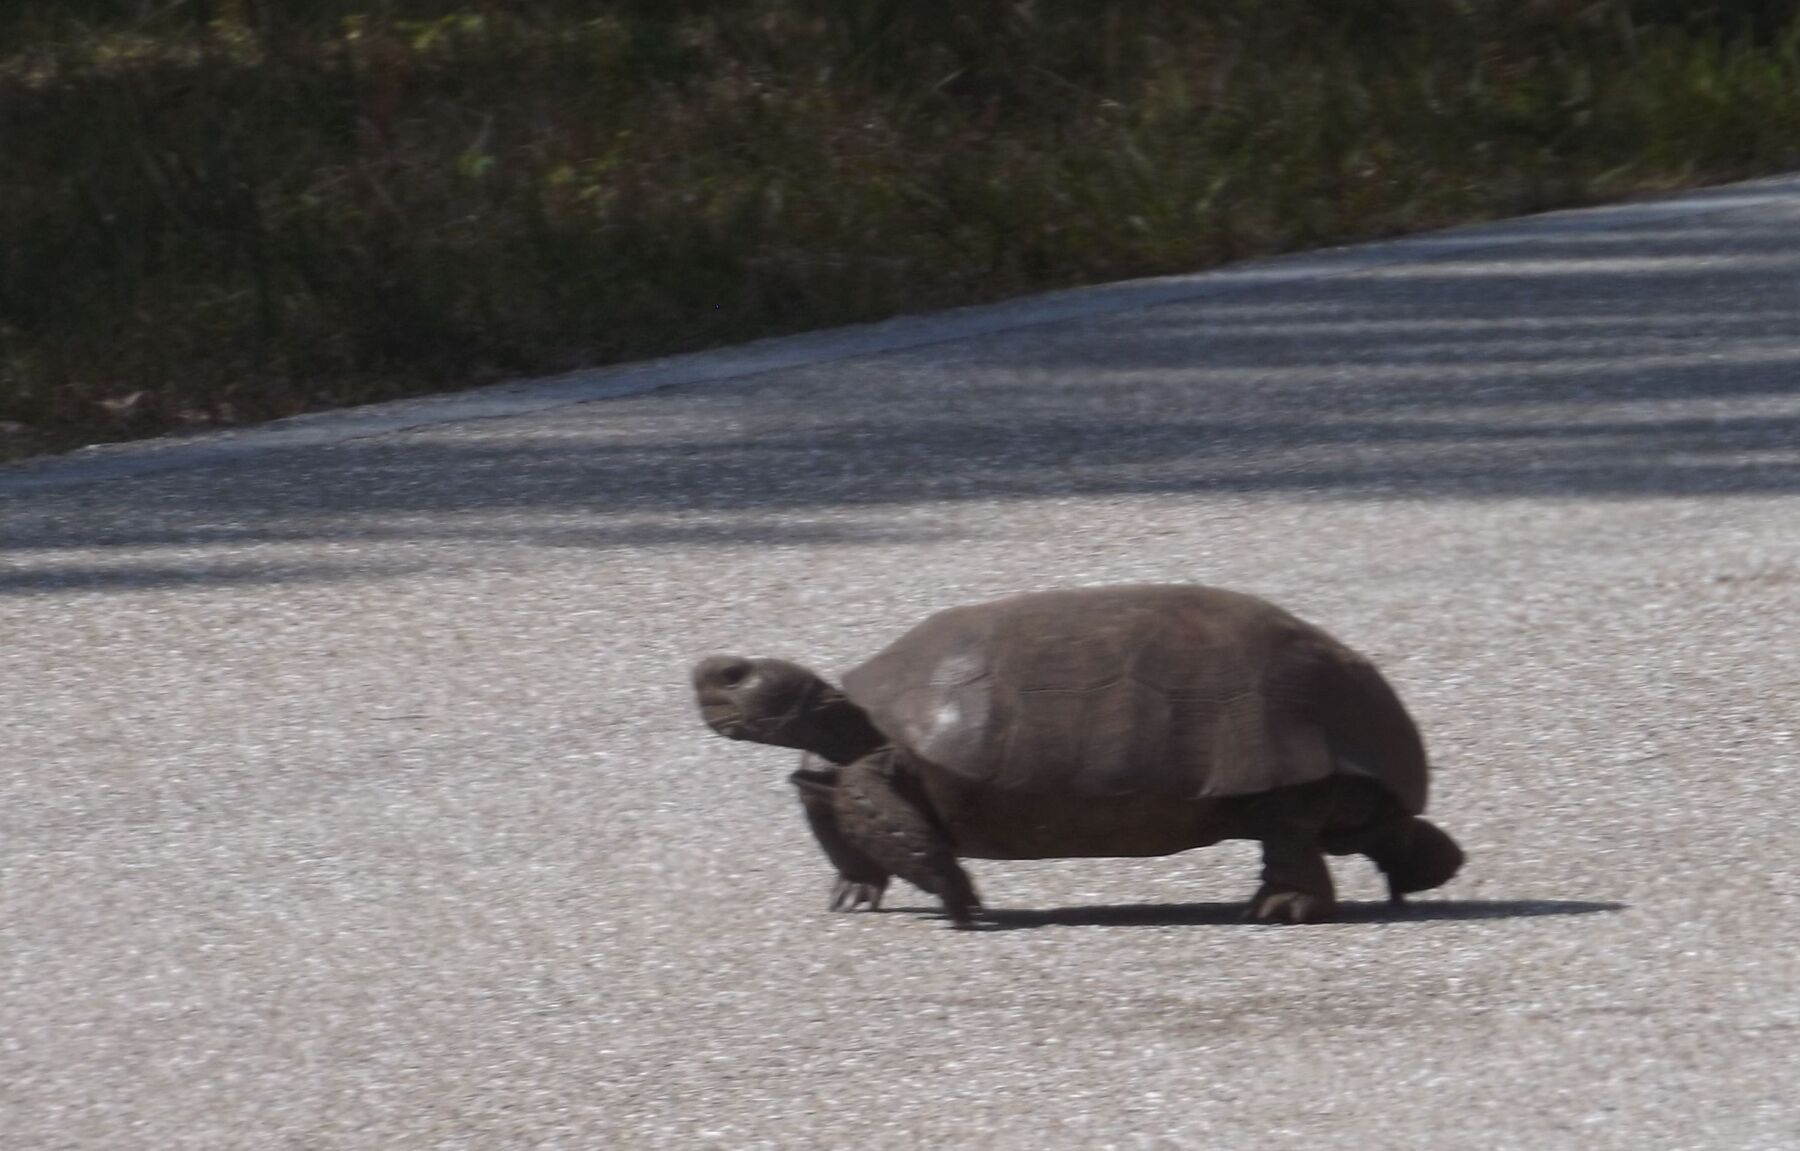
[790,764,889,911]
[833,751,982,928]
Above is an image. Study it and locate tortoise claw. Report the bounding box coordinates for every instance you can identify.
[946,903,984,930]
[829,877,886,912]
[1243,886,1335,924]
[942,892,985,930]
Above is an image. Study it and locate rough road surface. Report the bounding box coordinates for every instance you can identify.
[4,177,1798,1150]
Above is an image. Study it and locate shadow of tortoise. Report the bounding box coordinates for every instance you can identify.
[877,899,1627,930]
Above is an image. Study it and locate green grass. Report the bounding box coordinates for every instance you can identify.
[4,1,1800,456]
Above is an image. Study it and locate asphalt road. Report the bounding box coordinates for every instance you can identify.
[4,177,1798,1150]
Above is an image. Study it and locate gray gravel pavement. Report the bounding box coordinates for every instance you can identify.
[4,178,1798,1150]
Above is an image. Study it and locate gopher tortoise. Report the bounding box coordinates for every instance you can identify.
[693,584,1463,927]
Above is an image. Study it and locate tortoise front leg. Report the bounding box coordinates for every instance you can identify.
[833,752,982,928]
[790,765,889,911]
[1246,836,1338,924]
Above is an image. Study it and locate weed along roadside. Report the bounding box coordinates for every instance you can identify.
[4,2,1800,458]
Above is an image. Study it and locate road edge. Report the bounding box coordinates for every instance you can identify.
[6,172,1798,496]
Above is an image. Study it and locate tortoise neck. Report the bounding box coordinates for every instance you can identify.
[799,691,887,765]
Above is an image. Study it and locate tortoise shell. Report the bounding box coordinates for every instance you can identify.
[840,584,1427,812]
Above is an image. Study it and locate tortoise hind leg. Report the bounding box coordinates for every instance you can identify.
[1363,817,1464,904]
[1313,777,1463,906]
[1246,836,1338,924]
[1228,782,1339,923]
[835,752,982,928]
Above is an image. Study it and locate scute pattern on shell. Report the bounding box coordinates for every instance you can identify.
[840,584,1426,810]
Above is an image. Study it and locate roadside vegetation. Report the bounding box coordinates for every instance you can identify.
[4,1,1800,457]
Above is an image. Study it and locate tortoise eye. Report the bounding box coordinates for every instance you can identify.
[694,655,757,692]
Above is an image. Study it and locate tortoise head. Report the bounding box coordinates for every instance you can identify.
[691,655,884,764]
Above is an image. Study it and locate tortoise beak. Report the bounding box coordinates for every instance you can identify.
[694,655,759,737]
[700,700,747,737]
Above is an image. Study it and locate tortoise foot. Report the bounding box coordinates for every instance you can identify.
[1243,886,1336,924]
[945,901,985,930]
[1369,817,1465,899]
[829,877,887,912]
